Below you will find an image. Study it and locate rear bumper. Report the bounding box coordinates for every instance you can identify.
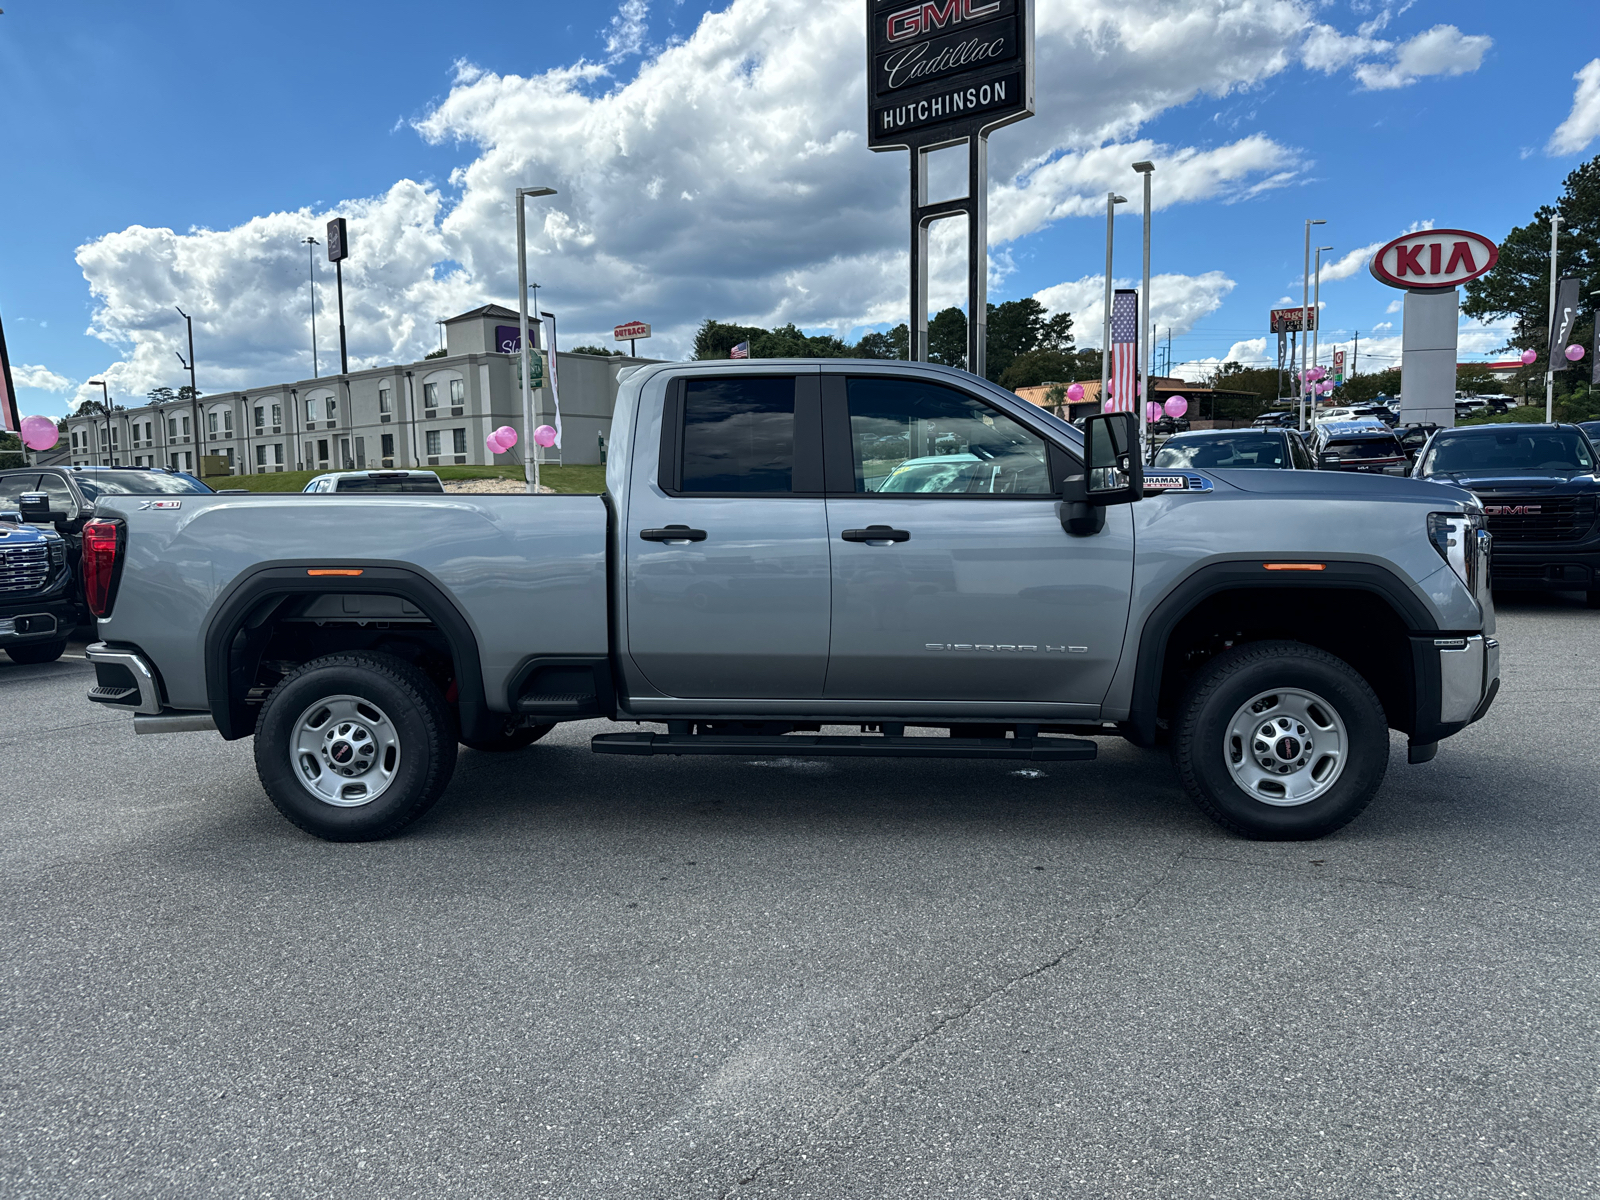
[84,642,163,714]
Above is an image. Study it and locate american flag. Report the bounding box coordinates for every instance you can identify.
[1105,289,1139,413]
[729,341,750,359]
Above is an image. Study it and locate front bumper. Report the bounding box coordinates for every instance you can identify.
[1491,545,1600,591]
[0,598,79,647]
[1408,633,1499,756]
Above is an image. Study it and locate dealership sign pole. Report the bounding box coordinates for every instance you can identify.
[1368,228,1499,430]
[868,0,1034,376]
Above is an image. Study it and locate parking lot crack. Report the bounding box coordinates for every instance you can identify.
[719,848,1189,1196]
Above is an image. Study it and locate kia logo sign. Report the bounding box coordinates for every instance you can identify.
[1369,229,1498,290]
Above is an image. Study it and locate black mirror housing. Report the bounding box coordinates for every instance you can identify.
[1318,452,1342,468]
[17,492,61,525]
[1082,412,1144,505]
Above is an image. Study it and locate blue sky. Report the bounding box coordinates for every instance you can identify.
[2,0,1597,418]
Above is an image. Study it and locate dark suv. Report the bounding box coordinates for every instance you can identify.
[1413,423,1600,604]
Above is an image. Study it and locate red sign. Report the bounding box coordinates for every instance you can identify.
[613,321,651,341]
[1270,307,1318,333]
[1369,229,1498,290]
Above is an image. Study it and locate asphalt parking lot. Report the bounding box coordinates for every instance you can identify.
[2,597,1597,1199]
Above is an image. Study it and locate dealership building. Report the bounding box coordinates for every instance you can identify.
[60,304,655,475]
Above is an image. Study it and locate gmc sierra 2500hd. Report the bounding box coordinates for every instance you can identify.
[80,360,1498,841]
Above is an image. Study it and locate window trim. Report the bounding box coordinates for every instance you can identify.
[820,372,1075,500]
[658,374,823,498]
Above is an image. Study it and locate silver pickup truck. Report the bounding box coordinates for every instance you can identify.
[80,360,1498,842]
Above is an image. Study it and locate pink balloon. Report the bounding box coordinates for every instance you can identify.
[1145,401,1164,423]
[533,424,557,448]
[19,415,58,451]
[1164,396,1188,418]
[1566,344,1585,362]
[485,433,507,455]
[493,425,518,449]
[1066,383,1085,402]
[1521,348,1538,365]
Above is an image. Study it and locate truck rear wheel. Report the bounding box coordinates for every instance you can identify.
[1173,640,1388,840]
[5,640,66,665]
[254,652,457,842]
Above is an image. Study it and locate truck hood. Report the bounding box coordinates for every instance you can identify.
[1422,471,1600,495]
[1204,468,1477,507]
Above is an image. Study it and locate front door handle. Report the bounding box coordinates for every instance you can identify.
[841,525,910,543]
[639,524,707,542]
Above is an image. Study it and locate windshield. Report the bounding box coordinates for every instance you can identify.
[1327,437,1403,460]
[1153,435,1286,469]
[1421,430,1595,476]
[72,471,214,500]
[335,476,444,492]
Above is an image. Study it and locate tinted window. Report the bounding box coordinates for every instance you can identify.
[1153,434,1287,469]
[0,474,41,507]
[680,377,795,493]
[335,476,444,493]
[1326,436,1403,460]
[36,474,77,511]
[846,377,1049,495]
[1422,430,1594,475]
[1289,434,1314,470]
[72,471,215,500]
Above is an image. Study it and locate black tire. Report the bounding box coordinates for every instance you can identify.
[460,720,555,753]
[1586,590,1600,609]
[253,651,457,842]
[6,640,66,665]
[1173,640,1389,840]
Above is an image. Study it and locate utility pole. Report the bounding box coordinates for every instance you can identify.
[1352,330,1359,380]
[175,306,199,470]
[1101,191,1127,410]
[1300,218,1326,430]
[1312,244,1332,415]
[1546,213,1561,422]
[303,235,321,379]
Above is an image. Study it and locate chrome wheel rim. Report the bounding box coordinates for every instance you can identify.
[1224,687,1347,807]
[290,694,400,807]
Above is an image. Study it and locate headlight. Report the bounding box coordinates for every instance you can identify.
[1428,510,1488,599]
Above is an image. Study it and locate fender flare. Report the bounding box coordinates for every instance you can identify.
[1124,558,1440,746]
[201,564,489,741]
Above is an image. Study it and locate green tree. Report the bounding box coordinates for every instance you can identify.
[1073,347,1102,382]
[854,328,905,359]
[1456,363,1499,395]
[1205,362,1278,421]
[927,307,967,367]
[1463,154,1598,402]
[999,348,1075,390]
[1337,368,1403,406]
[694,320,770,359]
[146,386,177,405]
[176,385,200,402]
[570,345,620,357]
[424,348,448,359]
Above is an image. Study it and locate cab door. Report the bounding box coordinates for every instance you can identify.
[821,372,1134,707]
[624,370,831,699]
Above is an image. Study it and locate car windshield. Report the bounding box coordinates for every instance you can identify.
[335,476,444,493]
[1153,435,1286,469]
[1327,437,1402,460]
[72,471,214,500]
[1422,430,1595,475]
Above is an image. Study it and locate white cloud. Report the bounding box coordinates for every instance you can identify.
[1372,321,1393,331]
[1168,337,1271,381]
[11,363,72,392]
[1385,299,1402,314]
[1317,241,1383,283]
[1547,59,1600,156]
[1353,25,1491,91]
[1301,25,1386,73]
[1033,271,1236,350]
[605,0,651,61]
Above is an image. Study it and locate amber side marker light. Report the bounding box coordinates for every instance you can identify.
[1263,563,1325,571]
[307,568,364,576]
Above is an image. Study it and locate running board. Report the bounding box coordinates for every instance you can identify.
[591,732,1097,761]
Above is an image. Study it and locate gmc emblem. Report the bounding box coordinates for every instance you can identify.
[886,0,1001,43]
[1483,505,1541,516]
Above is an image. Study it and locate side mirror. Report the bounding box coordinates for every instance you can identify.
[17,492,65,525]
[1082,412,1144,505]
[1318,452,1342,469]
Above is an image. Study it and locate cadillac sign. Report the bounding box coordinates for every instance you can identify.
[867,0,1034,150]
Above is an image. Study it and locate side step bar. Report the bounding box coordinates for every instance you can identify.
[592,732,1097,761]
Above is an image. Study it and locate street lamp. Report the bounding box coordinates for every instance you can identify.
[303,235,321,379]
[1132,161,1155,457]
[1300,219,1326,430]
[1311,244,1333,413]
[1101,192,1128,415]
[516,185,557,494]
[86,379,112,466]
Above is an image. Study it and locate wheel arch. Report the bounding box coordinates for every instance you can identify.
[1125,559,1440,746]
[202,564,490,742]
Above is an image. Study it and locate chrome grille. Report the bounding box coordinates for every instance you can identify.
[0,542,49,593]
[1481,496,1595,543]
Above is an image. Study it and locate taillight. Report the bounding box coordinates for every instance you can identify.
[82,518,124,618]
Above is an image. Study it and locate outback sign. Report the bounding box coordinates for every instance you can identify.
[867,0,1034,150]
[1369,229,1499,290]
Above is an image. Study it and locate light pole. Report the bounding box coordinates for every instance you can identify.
[303,235,321,379]
[1311,244,1333,415]
[1546,213,1561,422]
[86,379,112,466]
[1133,161,1154,457]
[1100,191,1128,414]
[175,305,200,464]
[1300,218,1326,430]
[516,185,557,494]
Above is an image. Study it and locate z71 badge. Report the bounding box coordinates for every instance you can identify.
[138,500,183,510]
[1143,473,1213,493]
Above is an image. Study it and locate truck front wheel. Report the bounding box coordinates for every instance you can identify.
[254,652,458,842]
[1173,640,1389,840]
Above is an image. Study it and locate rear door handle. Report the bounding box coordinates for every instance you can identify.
[639,524,707,542]
[841,525,910,543]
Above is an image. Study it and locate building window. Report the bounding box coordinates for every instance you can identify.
[449,378,464,405]
[207,411,218,434]
[111,427,120,448]
[381,433,394,459]
[452,428,466,455]
[254,405,265,428]
[355,436,366,467]
[256,445,266,467]
[378,386,392,414]
[225,448,235,469]
[183,451,193,471]
[305,397,317,423]
[425,430,441,456]
[271,403,282,427]
[181,415,191,437]
[167,417,177,440]
[423,382,439,409]
[222,409,233,434]
[326,396,337,422]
